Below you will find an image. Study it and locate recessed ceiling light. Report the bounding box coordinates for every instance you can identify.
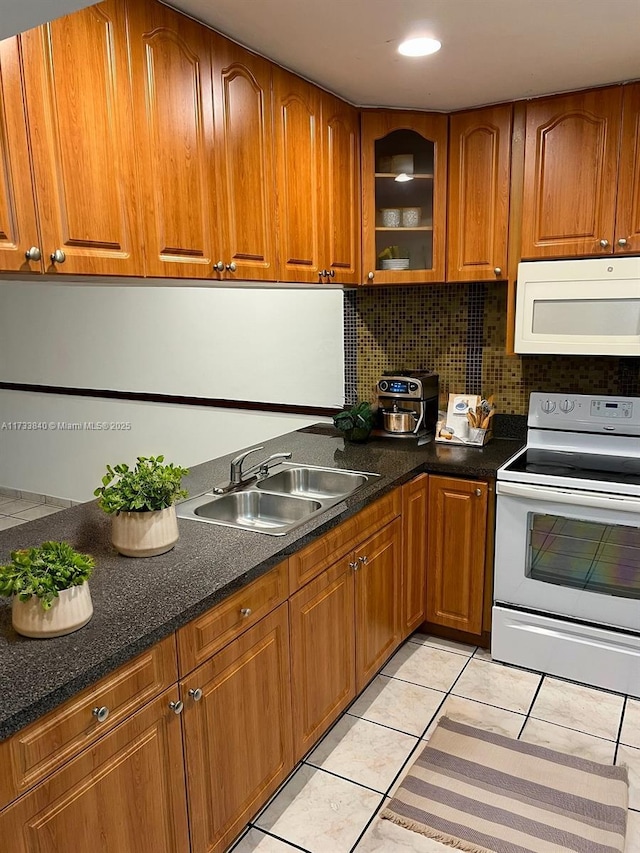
[398,37,441,57]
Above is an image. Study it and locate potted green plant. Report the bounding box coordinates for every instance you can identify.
[333,401,375,442]
[0,541,95,638]
[94,455,189,557]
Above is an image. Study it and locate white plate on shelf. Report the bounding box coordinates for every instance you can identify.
[380,259,410,270]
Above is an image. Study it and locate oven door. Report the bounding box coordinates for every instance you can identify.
[494,481,640,632]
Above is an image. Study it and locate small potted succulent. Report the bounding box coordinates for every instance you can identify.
[0,541,95,638]
[95,455,189,557]
[333,401,375,442]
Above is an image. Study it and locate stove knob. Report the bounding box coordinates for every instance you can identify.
[409,382,418,392]
[540,399,556,414]
[379,380,389,392]
[559,399,574,413]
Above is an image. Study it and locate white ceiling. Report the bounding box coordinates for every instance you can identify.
[170,0,640,111]
[1,0,638,111]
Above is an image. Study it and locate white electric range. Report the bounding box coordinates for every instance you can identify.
[492,392,640,697]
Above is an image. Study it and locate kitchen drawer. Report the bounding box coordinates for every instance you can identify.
[0,634,178,810]
[288,488,402,592]
[177,560,288,675]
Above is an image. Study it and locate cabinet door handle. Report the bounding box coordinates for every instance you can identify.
[367,271,375,281]
[50,249,66,263]
[599,239,610,249]
[493,267,502,277]
[188,688,203,702]
[474,488,482,496]
[240,607,252,617]
[226,262,237,272]
[169,700,184,715]
[349,560,359,570]
[25,246,41,261]
[617,238,628,247]
[92,705,109,723]
[358,554,368,565]
[213,260,224,272]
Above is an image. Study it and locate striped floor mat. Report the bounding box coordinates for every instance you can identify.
[382,716,629,853]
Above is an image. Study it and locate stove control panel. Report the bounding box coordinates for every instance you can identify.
[591,400,633,418]
[528,392,640,434]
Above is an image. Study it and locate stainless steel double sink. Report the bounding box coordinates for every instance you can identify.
[176,463,379,536]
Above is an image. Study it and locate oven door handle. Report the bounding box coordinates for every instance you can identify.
[497,481,640,514]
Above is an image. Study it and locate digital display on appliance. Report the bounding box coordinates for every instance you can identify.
[388,380,409,393]
[590,399,633,418]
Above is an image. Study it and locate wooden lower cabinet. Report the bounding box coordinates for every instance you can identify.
[426,475,488,635]
[0,687,190,853]
[355,518,402,691]
[401,474,428,637]
[289,558,356,761]
[180,604,292,853]
[289,511,403,758]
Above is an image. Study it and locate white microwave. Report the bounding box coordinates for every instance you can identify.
[514,257,640,355]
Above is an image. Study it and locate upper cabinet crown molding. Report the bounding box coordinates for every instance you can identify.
[19,0,144,276]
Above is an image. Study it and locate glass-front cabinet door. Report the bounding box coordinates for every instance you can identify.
[361,111,448,285]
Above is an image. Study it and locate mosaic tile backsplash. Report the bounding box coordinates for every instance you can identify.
[354,282,640,415]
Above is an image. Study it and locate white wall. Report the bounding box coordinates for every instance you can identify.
[0,282,345,409]
[0,389,328,502]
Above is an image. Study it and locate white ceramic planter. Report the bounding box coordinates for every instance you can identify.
[111,505,179,557]
[12,584,93,638]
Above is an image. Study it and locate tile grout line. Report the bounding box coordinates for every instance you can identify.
[300,760,390,796]
[242,825,312,853]
[516,673,546,739]
[347,793,387,853]
[613,695,628,766]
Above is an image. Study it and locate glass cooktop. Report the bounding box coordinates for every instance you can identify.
[503,448,640,487]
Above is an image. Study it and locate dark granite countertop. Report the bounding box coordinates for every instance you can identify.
[0,426,524,741]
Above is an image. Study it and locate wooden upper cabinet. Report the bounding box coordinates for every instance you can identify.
[447,104,512,281]
[128,0,218,279]
[211,36,277,281]
[0,38,41,274]
[616,82,640,254]
[520,86,623,259]
[274,69,324,283]
[426,476,488,636]
[19,1,143,276]
[322,93,360,284]
[361,110,448,285]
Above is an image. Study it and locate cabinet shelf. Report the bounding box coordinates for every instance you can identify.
[375,172,434,179]
[375,226,433,232]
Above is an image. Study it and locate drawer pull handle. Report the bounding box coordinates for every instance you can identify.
[188,688,203,702]
[240,607,252,617]
[169,700,184,715]
[358,555,368,565]
[92,706,109,723]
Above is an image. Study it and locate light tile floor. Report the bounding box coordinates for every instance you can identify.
[0,493,65,530]
[230,633,640,853]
